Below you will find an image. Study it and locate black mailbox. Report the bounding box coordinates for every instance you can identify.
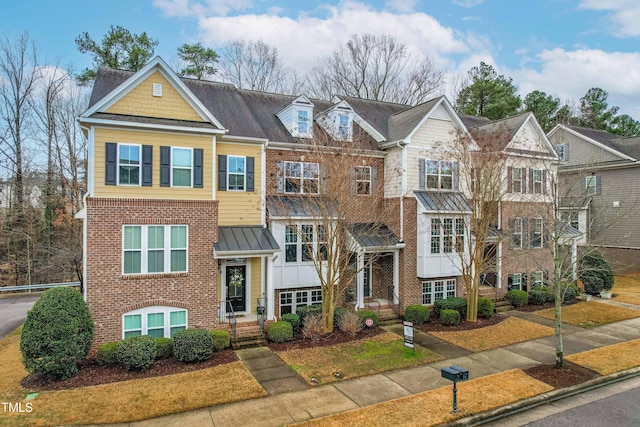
[441,365,469,382]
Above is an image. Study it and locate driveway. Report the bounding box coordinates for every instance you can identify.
[0,293,41,339]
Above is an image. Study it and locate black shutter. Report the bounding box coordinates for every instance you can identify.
[543,221,550,248]
[276,160,284,193]
[595,176,601,195]
[453,162,459,191]
[350,166,357,194]
[523,218,529,249]
[320,164,328,193]
[246,156,254,192]
[508,218,516,249]
[507,167,513,193]
[142,145,153,186]
[105,142,117,185]
[371,166,378,194]
[507,274,514,290]
[419,159,425,190]
[522,168,527,194]
[522,273,528,292]
[542,170,547,194]
[160,146,170,187]
[193,148,203,188]
[218,155,227,191]
[528,169,534,193]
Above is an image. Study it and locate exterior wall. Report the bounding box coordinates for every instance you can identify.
[85,197,218,351]
[93,127,213,199]
[384,146,403,199]
[106,71,204,122]
[550,128,623,168]
[598,247,640,273]
[216,141,264,226]
[270,220,323,290]
[416,206,466,278]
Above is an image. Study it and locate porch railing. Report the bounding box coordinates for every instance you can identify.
[366,295,381,320]
[219,300,237,342]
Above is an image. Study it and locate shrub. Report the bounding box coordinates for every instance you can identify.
[281,313,301,334]
[267,321,293,343]
[440,309,461,326]
[529,285,553,305]
[117,335,156,371]
[404,305,430,325]
[337,311,363,336]
[302,314,327,340]
[433,297,467,317]
[559,282,579,304]
[296,305,322,324]
[173,329,213,362]
[356,310,379,328]
[579,251,615,296]
[96,341,119,367]
[155,338,173,359]
[477,297,495,318]
[505,290,529,307]
[210,330,231,352]
[333,307,349,326]
[20,287,94,380]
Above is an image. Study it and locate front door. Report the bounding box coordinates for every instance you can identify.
[226,265,246,313]
[363,260,372,298]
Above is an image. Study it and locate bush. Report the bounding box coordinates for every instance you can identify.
[559,282,579,304]
[155,337,173,359]
[404,305,430,325]
[356,310,379,328]
[337,311,363,336]
[302,314,327,340]
[333,307,349,326]
[477,297,495,318]
[296,305,322,324]
[505,290,529,307]
[579,251,615,296]
[433,297,467,318]
[440,309,461,326]
[96,341,119,366]
[20,287,94,380]
[117,335,156,371]
[210,330,231,352]
[529,285,553,305]
[173,329,213,362]
[281,313,301,334]
[267,321,293,343]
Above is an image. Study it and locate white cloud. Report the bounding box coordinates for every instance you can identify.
[385,0,418,13]
[579,0,640,37]
[153,0,254,17]
[452,0,485,8]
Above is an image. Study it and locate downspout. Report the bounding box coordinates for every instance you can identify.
[400,143,407,241]
[497,200,502,289]
[79,124,93,302]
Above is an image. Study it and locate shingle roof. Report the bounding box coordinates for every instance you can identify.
[388,97,442,141]
[567,125,640,160]
[469,113,529,150]
[214,226,279,256]
[414,191,472,213]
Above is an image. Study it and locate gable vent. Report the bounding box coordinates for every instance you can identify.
[152,83,163,97]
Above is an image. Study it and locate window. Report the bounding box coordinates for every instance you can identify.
[585,176,598,195]
[531,218,543,248]
[301,225,314,262]
[284,161,319,194]
[317,225,327,261]
[280,289,322,316]
[123,307,187,339]
[285,226,298,263]
[532,271,544,287]
[118,144,140,185]
[512,167,523,193]
[508,273,522,291]
[228,156,245,190]
[123,225,188,275]
[355,166,371,195]
[557,143,568,161]
[426,160,453,190]
[422,279,456,305]
[532,169,543,194]
[511,218,523,249]
[297,110,309,134]
[561,211,580,230]
[430,217,465,254]
[338,113,350,139]
[285,224,325,263]
[172,147,192,187]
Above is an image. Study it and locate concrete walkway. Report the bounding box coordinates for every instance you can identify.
[114,300,640,427]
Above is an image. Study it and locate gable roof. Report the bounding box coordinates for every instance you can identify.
[557,125,640,161]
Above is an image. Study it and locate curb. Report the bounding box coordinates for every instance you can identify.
[441,366,640,426]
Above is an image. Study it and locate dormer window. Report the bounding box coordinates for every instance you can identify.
[276,95,315,139]
[297,110,309,135]
[338,113,350,140]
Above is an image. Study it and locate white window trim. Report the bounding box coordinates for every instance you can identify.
[557,143,568,161]
[512,218,523,249]
[532,169,543,194]
[509,273,522,290]
[122,225,189,275]
[512,167,523,193]
[227,155,246,191]
[422,279,456,305]
[355,166,371,196]
[531,218,543,248]
[284,224,325,263]
[585,176,597,196]
[294,109,312,138]
[533,271,544,287]
[279,288,322,316]
[426,160,454,190]
[284,161,319,194]
[122,306,188,339]
[430,217,465,255]
[336,112,352,141]
[171,147,193,188]
[117,143,142,186]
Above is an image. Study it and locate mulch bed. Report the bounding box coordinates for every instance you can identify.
[524,361,600,389]
[414,313,506,333]
[20,349,237,391]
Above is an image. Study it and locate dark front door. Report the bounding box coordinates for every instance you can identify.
[226,265,246,312]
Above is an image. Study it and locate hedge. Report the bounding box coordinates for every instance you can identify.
[211,330,231,351]
[281,313,301,334]
[267,321,293,343]
[117,335,156,371]
[96,341,119,367]
[477,297,495,318]
[440,309,461,326]
[173,329,213,362]
[356,310,379,328]
[505,290,529,307]
[404,305,430,324]
[155,337,174,359]
[433,297,467,317]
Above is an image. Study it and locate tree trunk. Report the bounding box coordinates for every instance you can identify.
[554,283,564,368]
[466,278,479,322]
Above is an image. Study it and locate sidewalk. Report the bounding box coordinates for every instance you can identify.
[118,300,640,427]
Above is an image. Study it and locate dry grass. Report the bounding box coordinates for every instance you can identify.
[612,274,640,305]
[294,369,553,427]
[534,301,640,328]
[567,339,640,375]
[0,327,266,426]
[429,317,554,352]
[277,332,442,385]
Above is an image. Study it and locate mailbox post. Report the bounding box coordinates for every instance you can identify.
[440,365,469,413]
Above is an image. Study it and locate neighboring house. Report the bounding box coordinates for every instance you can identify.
[549,125,640,271]
[0,176,45,210]
[78,57,560,349]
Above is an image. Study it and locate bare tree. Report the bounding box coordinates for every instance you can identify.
[309,33,444,105]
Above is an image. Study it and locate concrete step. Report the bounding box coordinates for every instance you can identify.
[232,336,267,350]
[379,318,402,326]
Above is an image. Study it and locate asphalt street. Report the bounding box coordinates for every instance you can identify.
[0,293,40,339]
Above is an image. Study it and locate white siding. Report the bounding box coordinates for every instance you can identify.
[384,146,404,198]
[270,221,323,290]
[416,204,466,278]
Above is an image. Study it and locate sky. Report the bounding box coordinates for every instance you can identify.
[2,0,640,119]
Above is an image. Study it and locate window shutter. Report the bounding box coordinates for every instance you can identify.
[523,218,529,249]
[193,148,204,188]
[217,155,227,191]
[350,166,357,194]
[507,167,513,193]
[543,270,549,285]
[595,176,601,195]
[142,145,153,186]
[276,161,284,193]
[320,164,328,193]
[419,159,425,190]
[246,156,254,192]
[105,142,117,185]
[543,222,550,248]
[528,169,534,193]
[522,273,528,292]
[160,146,170,187]
[542,170,547,194]
[453,162,459,191]
[522,168,527,194]
[508,218,516,249]
[371,166,379,194]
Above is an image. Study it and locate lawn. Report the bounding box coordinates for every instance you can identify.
[567,339,640,375]
[276,332,443,385]
[428,317,554,352]
[613,274,640,305]
[534,301,640,328]
[0,327,266,426]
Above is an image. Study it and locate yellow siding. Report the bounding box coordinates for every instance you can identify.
[93,127,213,199]
[217,142,263,226]
[250,257,262,312]
[106,71,204,122]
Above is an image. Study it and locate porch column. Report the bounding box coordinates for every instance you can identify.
[266,256,275,320]
[571,239,578,281]
[496,242,502,289]
[393,250,400,304]
[356,251,365,309]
